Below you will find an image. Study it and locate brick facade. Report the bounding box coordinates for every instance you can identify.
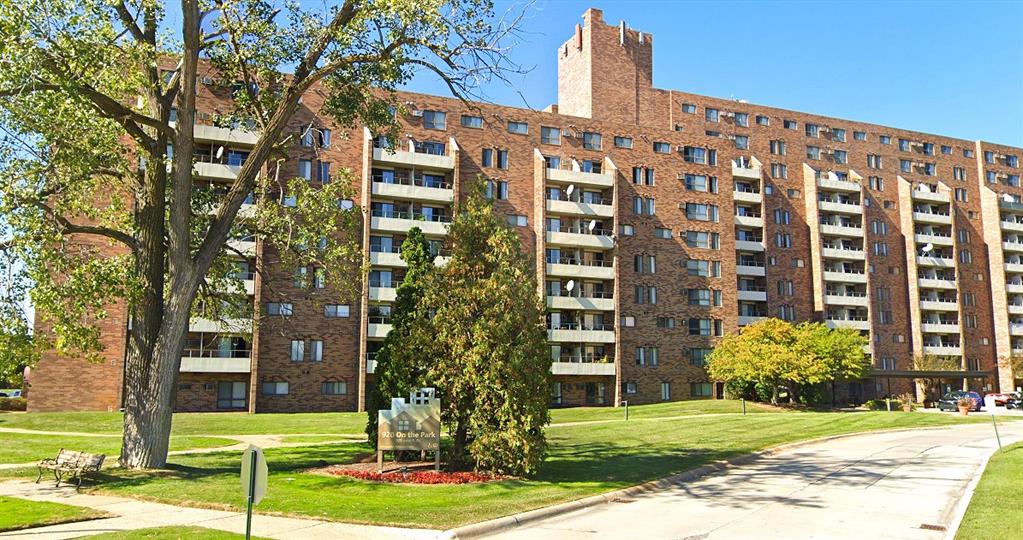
[29,7,1022,412]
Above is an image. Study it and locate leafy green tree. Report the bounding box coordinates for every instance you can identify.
[365,227,434,448]
[911,353,962,400]
[791,322,869,402]
[0,0,524,468]
[411,185,550,474]
[707,318,800,404]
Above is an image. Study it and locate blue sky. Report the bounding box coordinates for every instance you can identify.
[403,0,1023,147]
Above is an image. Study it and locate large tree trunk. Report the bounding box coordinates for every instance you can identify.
[449,422,469,472]
[770,384,779,405]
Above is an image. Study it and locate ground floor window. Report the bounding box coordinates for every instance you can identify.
[217,381,247,409]
[261,381,289,396]
[551,382,563,405]
[690,382,713,397]
[322,381,347,395]
[625,381,637,395]
[661,382,671,401]
[585,382,605,405]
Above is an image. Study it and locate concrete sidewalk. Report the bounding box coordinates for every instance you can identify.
[0,481,441,539]
[479,421,1023,540]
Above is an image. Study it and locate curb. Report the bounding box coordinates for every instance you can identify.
[941,437,1021,540]
[442,425,952,540]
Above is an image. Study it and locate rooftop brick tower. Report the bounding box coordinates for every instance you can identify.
[557,8,653,124]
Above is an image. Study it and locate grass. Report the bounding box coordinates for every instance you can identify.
[278,434,358,444]
[0,434,237,464]
[0,495,106,532]
[549,398,777,424]
[955,441,1023,539]
[87,526,270,539]
[4,409,1001,530]
[0,411,367,436]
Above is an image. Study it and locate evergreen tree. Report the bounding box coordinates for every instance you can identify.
[365,227,434,448]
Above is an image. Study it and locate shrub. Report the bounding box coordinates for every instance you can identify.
[863,399,888,411]
[0,397,27,411]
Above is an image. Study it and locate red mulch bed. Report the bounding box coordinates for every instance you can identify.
[324,467,504,484]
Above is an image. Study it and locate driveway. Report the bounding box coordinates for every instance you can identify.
[484,420,1022,540]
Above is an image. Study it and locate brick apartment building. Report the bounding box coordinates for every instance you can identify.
[29,8,1023,412]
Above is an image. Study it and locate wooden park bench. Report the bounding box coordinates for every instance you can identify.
[36,449,106,491]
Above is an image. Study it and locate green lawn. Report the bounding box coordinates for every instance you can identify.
[0,411,367,436]
[0,496,106,532]
[955,441,1023,539]
[88,526,269,539]
[0,434,237,464]
[549,399,777,424]
[9,410,999,530]
[278,434,359,444]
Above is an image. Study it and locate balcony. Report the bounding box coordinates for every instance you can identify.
[368,287,397,302]
[547,327,616,343]
[367,323,393,339]
[735,239,765,252]
[1010,304,1023,315]
[738,289,767,302]
[1008,283,1023,294]
[227,239,257,257]
[822,246,866,260]
[731,161,762,181]
[921,322,961,334]
[734,214,764,228]
[550,361,616,376]
[825,293,869,307]
[820,223,864,237]
[736,262,766,277]
[919,299,958,312]
[188,318,252,333]
[547,293,615,311]
[738,315,766,326]
[922,345,962,356]
[1007,261,1023,274]
[193,124,259,146]
[545,260,615,280]
[911,189,949,203]
[1001,218,1023,233]
[370,211,450,236]
[913,210,952,225]
[732,187,762,204]
[372,147,454,170]
[372,180,453,204]
[180,355,251,373]
[823,270,867,284]
[545,198,615,218]
[918,277,957,290]
[545,228,615,249]
[194,162,241,181]
[1004,241,1023,253]
[818,176,860,192]
[826,318,870,331]
[546,167,614,188]
[915,233,954,247]
[916,255,955,268]
[818,200,862,215]
[1012,324,1023,336]
[369,251,449,267]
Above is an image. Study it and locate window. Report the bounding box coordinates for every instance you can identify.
[777,280,794,296]
[833,150,848,164]
[869,176,884,191]
[300,128,314,147]
[756,115,769,126]
[633,285,656,304]
[653,141,671,154]
[620,224,635,236]
[871,220,888,235]
[734,135,749,150]
[621,316,635,327]
[682,103,697,114]
[771,163,788,179]
[507,121,528,134]
[778,305,795,321]
[959,249,972,264]
[963,292,976,307]
[684,174,717,192]
[770,140,786,155]
[984,150,995,164]
[683,146,712,164]
[322,381,347,395]
[634,254,656,274]
[705,108,719,122]
[1009,155,1020,167]
[656,316,676,329]
[783,119,797,129]
[309,340,323,362]
[290,339,305,361]
[900,159,911,173]
[832,128,846,142]
[635,347,659,366]
[965,313,978,329]
[261,382,289,395]
[614,135,633,149]
[688,318,722,336]
[460,114,483,128]
[497,180,509,200]
[898,138,910,152]
[964,148,974,158]
[955,188,968,202]
[317,161,331,182]
[655,227,672,239]
[481,148,494,167]
[686,259,721,277]
[805,124,819,137]
[690,383,712,397]
[854,131,866,141]
[878,311,892,325]
[773,209,791,225]
[775,233,792,248]
[267,302,293,316]
[661,382,672,401]
[506,214,527,227]
[685,203,718,222]
[298,159,312,180]
[880,135,891,145]
[688,348,713,366]
[875,286,891,301]
[922,142,934,156]
[217,382,247,409]
[540,126,561,145]
[423,110,446,130]
[324,304,350,318]
[686,231,720,249]
[582,131,602,150]
[787,188,800,198]
[625,382,637,394]
[986,171,997,183]
[497,149,509,169]
[873,242,889,256]
[687,288,721,307]
[806,146,820,160]
[867,154,882,168]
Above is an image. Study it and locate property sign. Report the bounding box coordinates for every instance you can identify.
[377,387,441,452]
[240,445,267,504]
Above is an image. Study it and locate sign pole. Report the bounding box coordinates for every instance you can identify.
[624,400,629,421]
[245,448,256,540]
[741,398,746,416]
[991,412,1002,449]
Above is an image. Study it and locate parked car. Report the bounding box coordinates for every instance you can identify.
[937,391,983,412]
[985,392,1018,406]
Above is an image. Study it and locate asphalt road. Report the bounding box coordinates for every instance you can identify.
[484,420,1022,540]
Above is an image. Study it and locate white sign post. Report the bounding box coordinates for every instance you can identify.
[240,445,268,539]
[983,395,1002,449]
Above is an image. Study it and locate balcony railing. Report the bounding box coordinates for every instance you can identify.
[547,323,615,331]
[547,193,613,205]
[371,172,451,190]
[371,209,452,223]
[545,256,613,267]
[182,348,252,358]
[547,225,614,236]
[825,291,867,297]
[367,315,391,324]
[547,289,614,299]
[558,354,615,363]
[738,285,767,292]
